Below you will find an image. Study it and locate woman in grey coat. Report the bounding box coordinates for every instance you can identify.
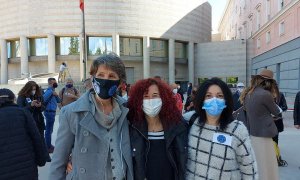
[240,69,281,180]
[49,53,133,180]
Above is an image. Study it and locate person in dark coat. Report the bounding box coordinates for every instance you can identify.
[17,81,51,162]
[273,91,288,166]
[127,78,187,180]
[187,83,193,97]
[232,82,245,111]
[294,91,300,129]
[184,87,197,112]
[177,84,184,103]
[17,81,46,136]
[0,88,47,180]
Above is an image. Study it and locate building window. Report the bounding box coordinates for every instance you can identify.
[120,37,142,56]
[29,38,48,56]
[7,40,20,58]
[257,38,261,49]
[266,0,271,20]
[88,37,112,56]
[150,39,168,58]
[57,37,80,55]
[278,0,284,10]
[256,9,261,30]
[175,42,187,59]
[279,21,285,35]
[266,31,271,44]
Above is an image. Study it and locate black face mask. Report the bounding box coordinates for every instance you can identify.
[66,84,73,88]
[53,83,58,88]
[92,77,120,99]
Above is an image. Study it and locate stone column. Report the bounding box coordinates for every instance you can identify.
[112,33,120,56]
[168,39,175,83]
[20,36,29,78]
[143,36,150,78]
[188,42,194,84]
[0,39,8,84]
[48,34,56,73]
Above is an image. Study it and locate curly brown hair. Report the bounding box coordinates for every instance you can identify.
[18,81,42,98]
[127,78,182,130]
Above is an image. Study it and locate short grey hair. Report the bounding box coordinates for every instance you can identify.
[89,53,126,83]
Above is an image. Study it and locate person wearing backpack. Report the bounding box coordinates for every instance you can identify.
[58,78,80,108]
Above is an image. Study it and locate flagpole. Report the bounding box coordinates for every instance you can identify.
[80,0,86,81]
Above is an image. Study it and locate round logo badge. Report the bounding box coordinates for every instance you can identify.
[217,135,226,143]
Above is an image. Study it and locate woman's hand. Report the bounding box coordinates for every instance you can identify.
[31,100,37,107]
[66,160,73,173]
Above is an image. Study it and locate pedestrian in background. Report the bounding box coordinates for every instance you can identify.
[187,82,193,97]
[58,78,80,108]
[17,81,51,162]
[294,90,300,129]
[170,83,183,112]
[83,77,93,92]
[17,81,46,137]
[186,78,257,179]
[240,69,281,180]
[118,82,128,101]
[184,87,197,112]
[58,62,67,83]
[127,78,187,180]
[232,82,245,111]
[0,88,48,180]
[43,78,61,153]
[49,53,133,180]
[273,91,288,166]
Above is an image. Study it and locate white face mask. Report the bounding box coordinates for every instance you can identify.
[32,90,36,96]
[172,89,178,94]
[143,98,162,117]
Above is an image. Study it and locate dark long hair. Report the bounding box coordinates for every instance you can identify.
[193,78,234,131]
[0,88,15,107]
[18,81,42,98]
[127,78,181,130]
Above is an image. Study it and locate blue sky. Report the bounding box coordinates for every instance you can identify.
[207,0,228,33]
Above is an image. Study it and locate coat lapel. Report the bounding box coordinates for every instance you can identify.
[79,112,109,147]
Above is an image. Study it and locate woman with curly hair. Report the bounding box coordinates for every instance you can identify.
[127,78,187,180]
[17,81,46,137]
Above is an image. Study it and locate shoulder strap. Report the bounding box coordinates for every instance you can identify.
[188,113,199,129]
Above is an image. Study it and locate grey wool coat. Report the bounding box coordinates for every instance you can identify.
[49,91,133,180]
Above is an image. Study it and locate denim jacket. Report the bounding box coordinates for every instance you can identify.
[43,87,61,111]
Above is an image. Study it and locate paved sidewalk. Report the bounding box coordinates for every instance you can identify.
[39,112,300,180]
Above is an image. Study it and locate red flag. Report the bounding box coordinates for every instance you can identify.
[79,0,84,11]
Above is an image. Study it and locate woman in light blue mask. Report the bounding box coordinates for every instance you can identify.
[186,78,258,180]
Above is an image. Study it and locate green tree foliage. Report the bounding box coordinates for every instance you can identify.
[69,37,79,55]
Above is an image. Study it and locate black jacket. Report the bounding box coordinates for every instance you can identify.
[294,91,300,125]
[274,92,287,132]
[129,120,188,180]
[17,95,46,135]
[0,104,48,180]
[232,91,242,111]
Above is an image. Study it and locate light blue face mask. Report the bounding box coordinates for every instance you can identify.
[202,97,227,116]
